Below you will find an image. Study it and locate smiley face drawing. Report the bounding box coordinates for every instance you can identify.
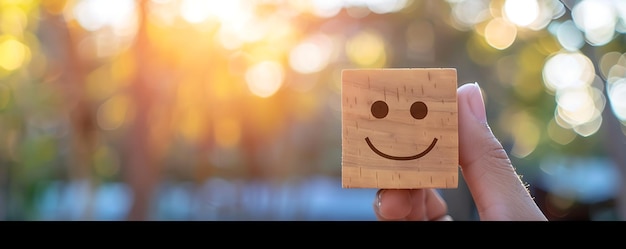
[365,100,438,161]
[341,68,459,189]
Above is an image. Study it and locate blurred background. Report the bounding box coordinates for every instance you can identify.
[0,0,625,221]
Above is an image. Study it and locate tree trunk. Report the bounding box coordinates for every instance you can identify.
[123,0,160,221]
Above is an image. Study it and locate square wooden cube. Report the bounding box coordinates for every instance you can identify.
[341,68,458,189]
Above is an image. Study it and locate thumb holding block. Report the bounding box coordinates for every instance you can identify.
[457,83,547,221]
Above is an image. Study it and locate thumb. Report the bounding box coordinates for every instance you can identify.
[457,83,546,221]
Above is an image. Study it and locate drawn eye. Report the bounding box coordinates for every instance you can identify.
[410,101,428,119]
[371,100,388,119]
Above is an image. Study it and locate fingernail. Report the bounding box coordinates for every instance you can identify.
[469,82,487,124]
[376,189,385,210]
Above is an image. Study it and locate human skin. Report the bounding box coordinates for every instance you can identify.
[373,83,548,221]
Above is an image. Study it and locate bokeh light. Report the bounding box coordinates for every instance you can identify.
[484,17,517,50]
[345,30,387,67]
[608,80,626,121]
[73,0,137,32]
[604,52,626,124]
[179,0,212,23]
[289,34,334,74]
[1,4,28,36]
[509,111,541,158]
[543,50,606,137]
[554,20,584,51]
[245,61,285,98]
[571,0,618,46]
[503,0,539,27]
[0,37,28,71]
[555,86,603,128]
[543,52,595,93]
[547,118,576,145]
[448,0,491,31]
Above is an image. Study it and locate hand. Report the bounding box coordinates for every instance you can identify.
[373,83,548,221]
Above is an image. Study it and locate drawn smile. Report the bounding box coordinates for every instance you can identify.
[365,137,438,161]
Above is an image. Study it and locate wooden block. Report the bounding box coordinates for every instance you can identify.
[341,68,458,189]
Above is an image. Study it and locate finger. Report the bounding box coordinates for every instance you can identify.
[404,189,426,221]
[457,83,547,221]
[373,189,412,220]
[424,189,450,221]
[405,189,449,221]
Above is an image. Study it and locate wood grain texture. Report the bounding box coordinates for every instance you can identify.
[341,68,458,189]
